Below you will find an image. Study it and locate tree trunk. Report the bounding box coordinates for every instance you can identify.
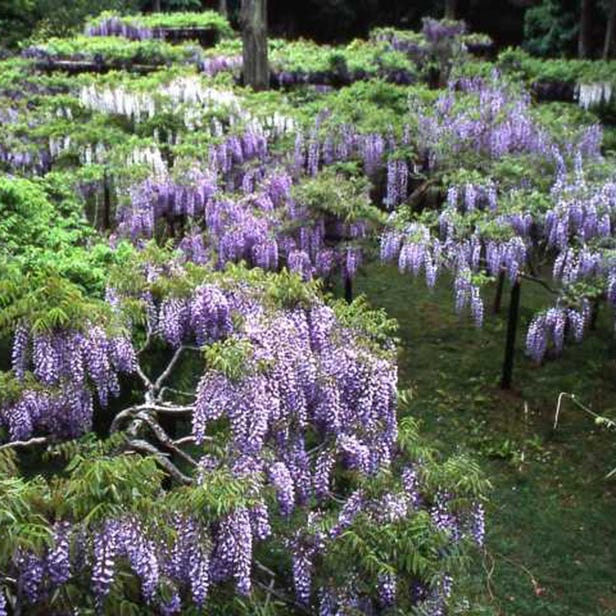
[603,0,616,59]
[219,0,228,18]
[445,0,457,19]
[579,0,592,58]
[493,270,505,314]
[590,299,600,330]
[102,170,111,231]
[153,0,161,12]
[240,0,269,91]
[344,275,353,303]
[500,278,521,390]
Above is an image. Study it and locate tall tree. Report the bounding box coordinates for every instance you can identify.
[240,0,269,90]
[604,0,616,58]
[219,0,228,17]
[578,0,593,57]
[445,0,457,19]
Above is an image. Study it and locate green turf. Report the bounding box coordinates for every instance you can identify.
[353,262,616,616]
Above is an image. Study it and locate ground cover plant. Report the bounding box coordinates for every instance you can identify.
[0,5,615,615]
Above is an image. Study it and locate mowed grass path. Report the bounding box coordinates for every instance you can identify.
[354,262,616,615]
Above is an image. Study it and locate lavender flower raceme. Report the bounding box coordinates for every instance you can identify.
[46,522,71,586]
[18,552,45,603]
[378,572,397,607]
[92,521,120,601]
[269,461,296,517]
[469,502,485,546]
[11,321,29,380]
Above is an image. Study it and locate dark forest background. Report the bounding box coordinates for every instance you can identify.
[1,0,615,58]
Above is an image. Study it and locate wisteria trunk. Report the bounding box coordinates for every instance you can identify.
[240,0,269,91]
[152,0,161,12]
[590,300,600,330]
[344,275,353,304]
[445,0,457,20]
[219,0,229,18]
[493,270,505,314]
[579,0,593,58]
[603,0,616,59]
[102,170,111,231]
[501,278,521,390]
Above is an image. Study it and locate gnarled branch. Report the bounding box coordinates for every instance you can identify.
[135,412,198,467]
[0,437,49,452]
[111,403,196,434]
[135,364,153,390]
[125,439,193,485]
[154,345,191,391]
[519,273,559,296]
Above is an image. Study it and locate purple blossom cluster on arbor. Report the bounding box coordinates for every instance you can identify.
[9,513,220,611]
[372,30,428,58]
[0,386,93,442]
[85,17,157,41]
[309,482,484,613]
[526,305,588,363]
[546,170,616,252]
[199,55,243,77]
[115,117,393,285]
[418,75,602,167]
[2,324,136,440]
[0,149,48,174]
[190,289,398,488]
[382,219,490,325]
[385,158,409,209]
[2,265,486,613]
[422,18,467,45]
[381,85,613,361]
[8,490,484,614]
[10,524,71,607]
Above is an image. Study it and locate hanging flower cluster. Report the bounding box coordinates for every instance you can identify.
[1,323,136,440]
[417,75,603,168]
[85,16,158,40]
[382,148,616,360]
[526,304,588,363]
[79,80,242,124]
[576,82,613,110]
[2,264,486,614]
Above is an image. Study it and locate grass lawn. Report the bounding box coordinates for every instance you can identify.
[353,262,616,615]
